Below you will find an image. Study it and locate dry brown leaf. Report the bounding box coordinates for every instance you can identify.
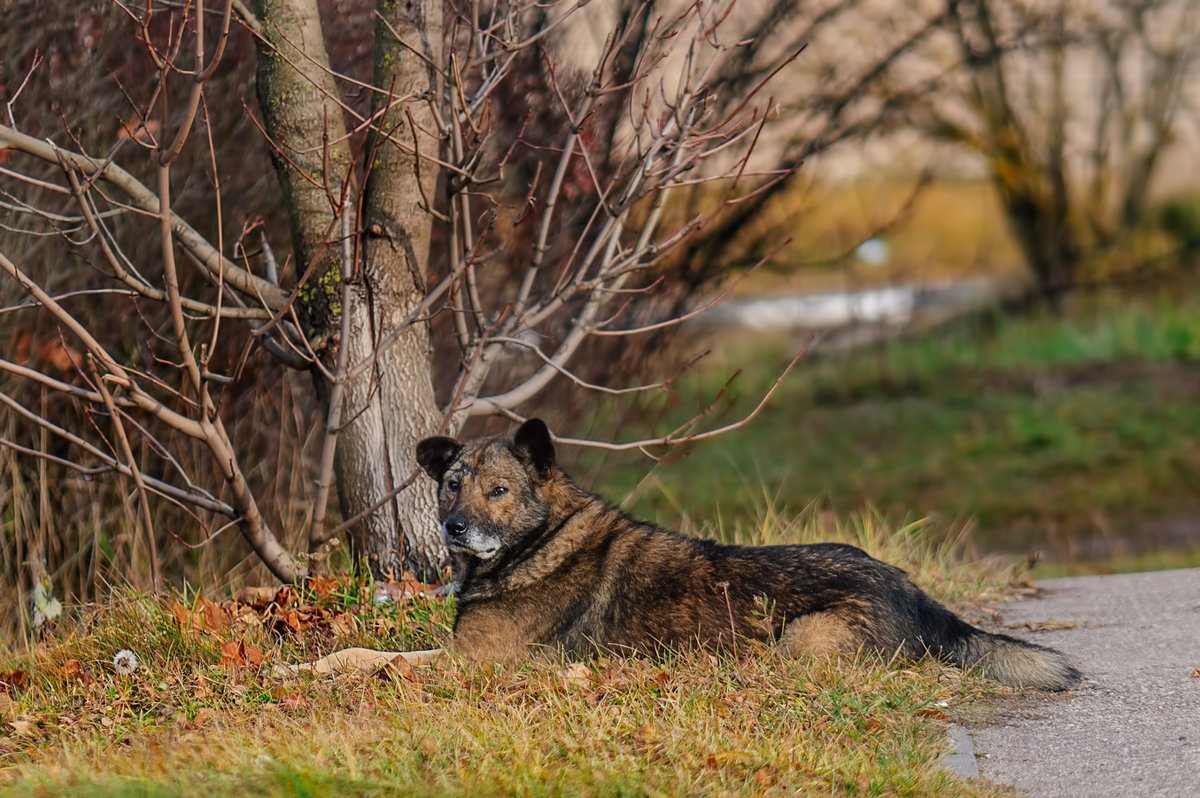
[633,724,657,746]
[724,689,752,706]
[170,602,192,630]
[8,718,35,736]
[307,576,338,600]
[0,671,27,694]
[62,659,96,686]
[280,692,310,710]
[197,595,232,631]
[172,595,232,634]
[1191,669,1200,679]
[375,573,440,602]
[559,662,591,688]
[117,116,160,144]
[11,333,83,375]
[235,586,280,608]
[376,654,421,684]
[272,609,304,634]
[328,612,357,637]
[218,641,263,669]
[192,708,220,727]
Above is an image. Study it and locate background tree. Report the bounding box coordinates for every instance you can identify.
[922,0,1200,304]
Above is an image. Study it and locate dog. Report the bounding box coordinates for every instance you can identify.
[415,419,1079,691]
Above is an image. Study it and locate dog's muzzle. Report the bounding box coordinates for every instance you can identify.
[440,516,500,559]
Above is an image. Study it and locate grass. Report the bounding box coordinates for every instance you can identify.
[0,512,1020,797]
[578,290,1200,567]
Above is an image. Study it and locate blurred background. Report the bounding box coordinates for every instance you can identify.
[2,0,1199,642]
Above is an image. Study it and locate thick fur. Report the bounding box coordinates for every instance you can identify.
[416,420,1080,691]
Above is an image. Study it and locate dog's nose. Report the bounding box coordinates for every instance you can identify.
[443,516,467,538]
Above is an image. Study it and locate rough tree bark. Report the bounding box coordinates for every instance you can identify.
[254,0,444,578]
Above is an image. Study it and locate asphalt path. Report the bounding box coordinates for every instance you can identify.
[948,568,1200,797]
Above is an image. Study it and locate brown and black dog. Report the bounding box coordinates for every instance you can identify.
[415,419,1079,690]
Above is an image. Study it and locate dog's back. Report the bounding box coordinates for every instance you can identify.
[417,420,1079,691]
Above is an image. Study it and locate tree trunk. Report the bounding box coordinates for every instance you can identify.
[254,0,446,579]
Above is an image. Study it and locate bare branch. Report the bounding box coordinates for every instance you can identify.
[0,124,287,308]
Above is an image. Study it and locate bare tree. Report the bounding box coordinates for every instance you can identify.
[0,0,798,588]
[917,0,1200,303]
[645,0,1200,305]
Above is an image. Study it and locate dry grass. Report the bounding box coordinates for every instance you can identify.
[0,512,1021,797]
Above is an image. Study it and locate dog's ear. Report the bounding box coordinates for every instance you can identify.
[416,436,461,481]
[513,418,555,480]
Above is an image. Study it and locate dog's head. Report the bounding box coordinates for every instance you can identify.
[415,419,557,561]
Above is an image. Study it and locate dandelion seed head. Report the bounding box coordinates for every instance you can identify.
[113,649,139,675]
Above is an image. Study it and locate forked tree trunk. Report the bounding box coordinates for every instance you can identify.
[254,0,446,579]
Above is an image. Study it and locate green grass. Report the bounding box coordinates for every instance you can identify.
[578,291,1200,565]
[0,515,1017,797]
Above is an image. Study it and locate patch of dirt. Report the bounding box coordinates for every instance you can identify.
[958,692,1075,729]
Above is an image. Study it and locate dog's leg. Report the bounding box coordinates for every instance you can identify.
[779,611,859,658]
[272,647,444,678]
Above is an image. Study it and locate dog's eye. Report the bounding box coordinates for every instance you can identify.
[446,479,461,493]
[488,485,508,498]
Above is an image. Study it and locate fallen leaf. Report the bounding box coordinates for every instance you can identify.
[559,662,591,688]
[218,640,263,669]
[271,608,304,634]
[8,718,35,736]
[633,724,657,746]
[235,586,280,608]
[62,660,96,686]
[197,595,232,631]
[1191,669,1199,679]
[274,587,299,608]
[376,654,421,684]
[328,612,357,637]
[724,689,753,707]
[307,576,338,601]
[172,595,232,634]
[0,671,27,695]
[375,573,440,603]
[280,692,309,710]
[192,708,220,727]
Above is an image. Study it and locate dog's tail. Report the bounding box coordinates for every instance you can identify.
[904,589,1079,690]
[943,618,1080,691]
